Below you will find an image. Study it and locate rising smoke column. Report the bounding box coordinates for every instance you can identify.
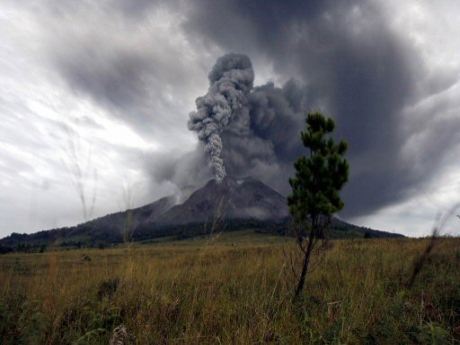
[188,53,254,183]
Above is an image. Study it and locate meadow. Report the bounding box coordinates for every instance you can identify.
[0,231,459,344]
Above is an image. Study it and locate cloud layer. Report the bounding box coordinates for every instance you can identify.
[183,0,460,219]
[1,0,459,236]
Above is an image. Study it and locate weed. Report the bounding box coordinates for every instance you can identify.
[0,234,458,344]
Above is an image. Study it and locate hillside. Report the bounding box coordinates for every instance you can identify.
[0,177,403,251]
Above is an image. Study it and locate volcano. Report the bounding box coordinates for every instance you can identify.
[0,177,402,250]
[156,177,289,225]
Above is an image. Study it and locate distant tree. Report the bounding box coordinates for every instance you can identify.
[288,112,349,300]
[0,245,12,254]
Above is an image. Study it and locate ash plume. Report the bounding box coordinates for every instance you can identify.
[46,0,460,223]
[188,54,254,183]
[182,0,460,217]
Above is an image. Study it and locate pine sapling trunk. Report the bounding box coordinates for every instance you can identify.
[294,217,317,300]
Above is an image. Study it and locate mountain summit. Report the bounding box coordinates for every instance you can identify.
[155,177,289,226]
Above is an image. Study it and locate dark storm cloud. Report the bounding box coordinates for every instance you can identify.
[182,0,459,217]
[53,43,185,142]
[41,0,459,220]
[57,47,152,118]
[2,0,459,237]
[46,0,204,145]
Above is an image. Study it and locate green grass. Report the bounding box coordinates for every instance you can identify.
[0,231,459,344]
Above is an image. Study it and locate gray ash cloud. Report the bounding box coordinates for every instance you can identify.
[188,54,254,183]
[49,0,460,220]
[182,0,460,217]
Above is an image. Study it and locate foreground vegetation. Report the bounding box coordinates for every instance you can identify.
[0,231,459,344]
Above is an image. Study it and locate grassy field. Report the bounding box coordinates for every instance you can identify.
[0,231,459,344]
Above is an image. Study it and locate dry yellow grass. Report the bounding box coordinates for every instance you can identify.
[0,231,459,344]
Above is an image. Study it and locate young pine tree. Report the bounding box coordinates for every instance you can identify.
[288,112,349,300]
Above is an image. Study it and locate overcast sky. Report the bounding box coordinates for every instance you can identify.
[1,0,459,238]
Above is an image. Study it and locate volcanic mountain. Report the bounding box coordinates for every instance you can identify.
[0,177,402,250]
[155,177,289,225]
